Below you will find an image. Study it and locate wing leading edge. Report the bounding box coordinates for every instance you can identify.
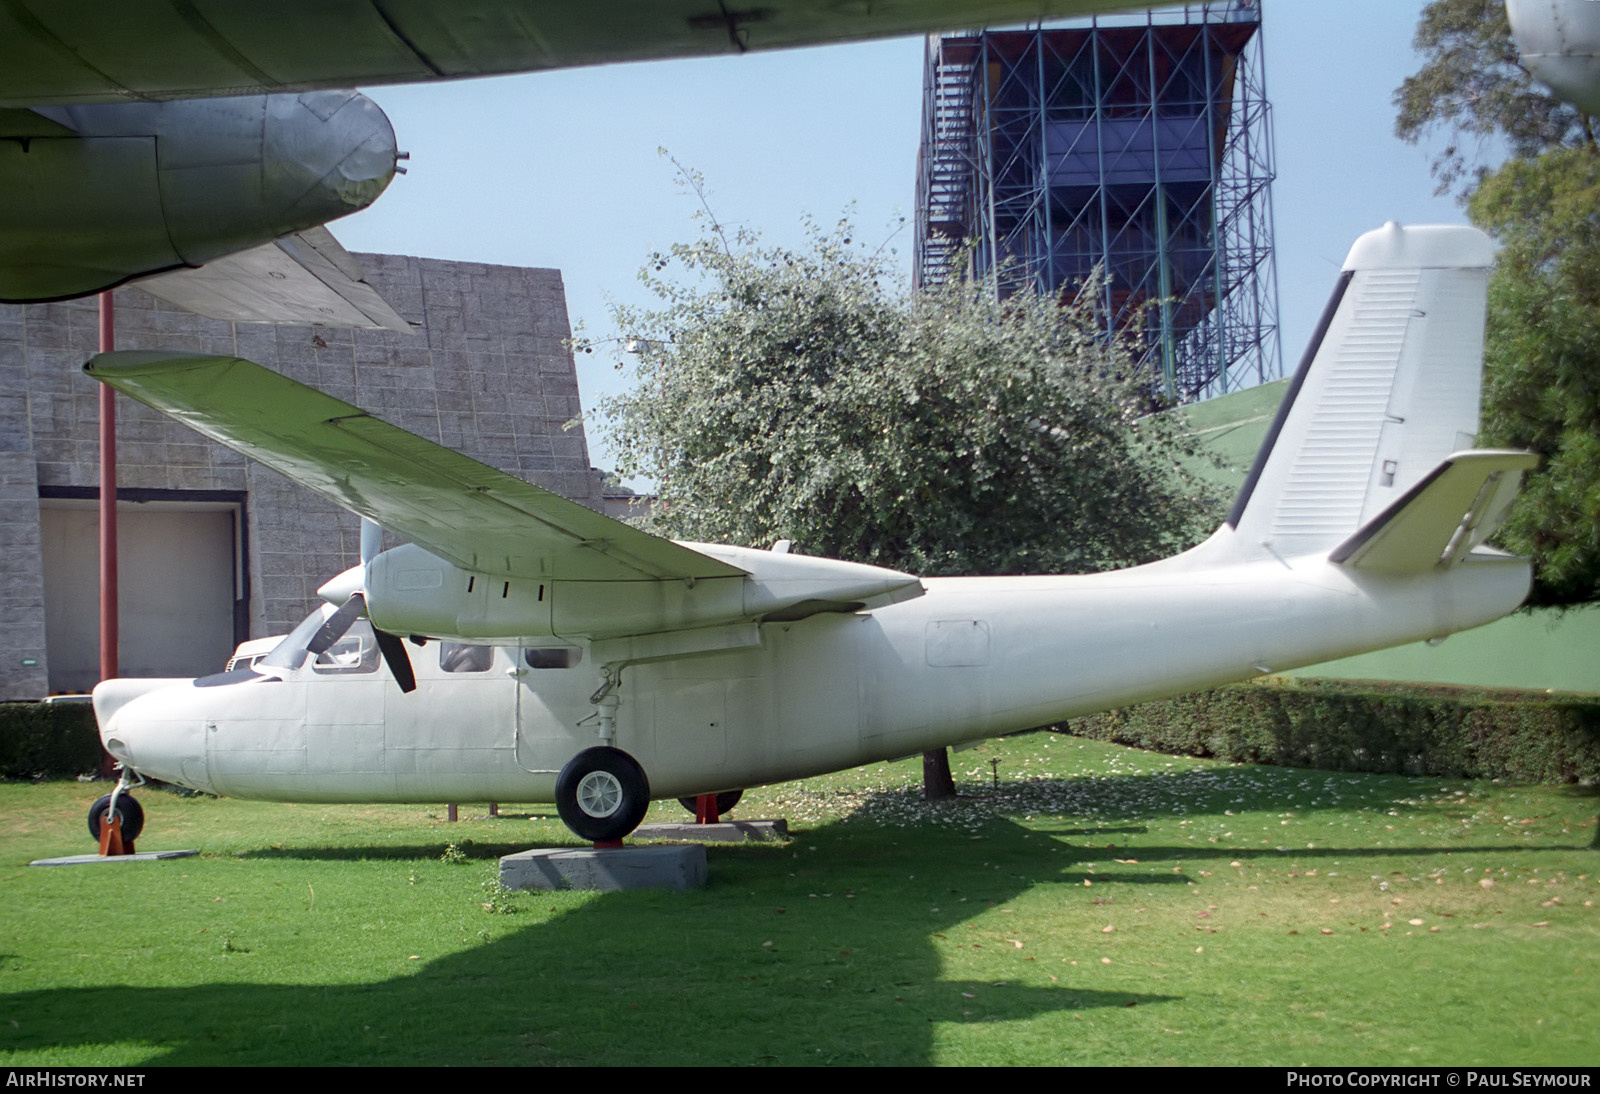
[85,351,746,584]
[1,1,1157,107]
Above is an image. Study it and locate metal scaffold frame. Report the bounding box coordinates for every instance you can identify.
[914,1,1282,403]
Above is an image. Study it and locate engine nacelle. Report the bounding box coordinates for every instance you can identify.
[0,90,396,302]
[1509,0,1600,116]
[337,543,925,646]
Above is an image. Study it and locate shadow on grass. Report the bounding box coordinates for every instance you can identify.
[242,842,555,862]
[0,813,1176,1066]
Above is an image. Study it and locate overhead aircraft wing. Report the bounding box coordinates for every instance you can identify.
[133,227,414,332]
[85,351,746,584]
[0,0,1151,106]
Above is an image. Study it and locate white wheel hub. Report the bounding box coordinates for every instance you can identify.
[575,770,623,818]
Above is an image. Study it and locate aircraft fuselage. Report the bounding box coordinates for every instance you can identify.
[98,534,1529,807]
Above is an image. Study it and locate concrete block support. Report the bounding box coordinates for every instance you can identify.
[499,845,709,892]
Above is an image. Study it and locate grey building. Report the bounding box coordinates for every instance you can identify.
[1,255,604,699]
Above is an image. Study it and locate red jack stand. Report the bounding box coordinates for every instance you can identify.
[694,793,721,825]
[97,814,134,857]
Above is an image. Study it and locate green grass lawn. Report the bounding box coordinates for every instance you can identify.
[2,734,1596,1066]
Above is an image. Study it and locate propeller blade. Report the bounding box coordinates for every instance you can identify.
[307,594,367,656]
[360,518,383,566]
[372,626,417,694]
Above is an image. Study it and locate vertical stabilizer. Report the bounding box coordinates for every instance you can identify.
[1226,223,1496,558]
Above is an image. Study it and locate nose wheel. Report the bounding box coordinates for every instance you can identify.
[88,791,144,855]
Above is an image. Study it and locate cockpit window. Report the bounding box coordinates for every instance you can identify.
[312,620,379,675]
[259,601,379,675]
[440,643,493,673]
[259,605,337,671]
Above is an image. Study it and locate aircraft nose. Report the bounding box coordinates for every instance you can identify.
[263,90,398,228]
[93,680,213,793]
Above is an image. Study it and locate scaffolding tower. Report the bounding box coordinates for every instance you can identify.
[914,2,1281,402]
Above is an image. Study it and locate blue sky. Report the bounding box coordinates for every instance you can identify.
[332,0,1467,477]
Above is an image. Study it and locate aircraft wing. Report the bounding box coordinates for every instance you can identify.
[84,350,746,584]
[133,227,414,332]
[0,0,1152,106]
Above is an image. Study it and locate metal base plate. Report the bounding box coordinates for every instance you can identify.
[30,850,199,866]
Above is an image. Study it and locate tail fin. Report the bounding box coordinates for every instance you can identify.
[1225,222,1516,561]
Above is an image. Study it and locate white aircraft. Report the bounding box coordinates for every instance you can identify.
[87,222,1535,846]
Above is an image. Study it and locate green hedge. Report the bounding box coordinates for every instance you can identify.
[0,701,104,779]
[1063,679,1600,783]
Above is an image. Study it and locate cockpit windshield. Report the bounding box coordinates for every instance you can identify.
[259,605,335,671]
[259,602,377,674]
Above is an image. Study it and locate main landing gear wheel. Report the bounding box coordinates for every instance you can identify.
[678,790,743,818]
[555,747,651,843]
[88,793,144,845]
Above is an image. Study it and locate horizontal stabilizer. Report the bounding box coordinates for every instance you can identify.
[134,226,412,331]
[1329,450,1538,573]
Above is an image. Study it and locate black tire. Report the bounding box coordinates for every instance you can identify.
[555,747,651,842]
[677,789,743,818]
[87,793,144,844]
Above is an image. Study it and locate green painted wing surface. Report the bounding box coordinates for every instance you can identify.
[86,351,745,583]
[0,1,1151,106]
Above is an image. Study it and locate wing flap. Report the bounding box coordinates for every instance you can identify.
[1329,450,1539,574]
[133,227,413,331]
[85,351,746,583]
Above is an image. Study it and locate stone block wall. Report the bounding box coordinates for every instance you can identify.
[0,254,602,698]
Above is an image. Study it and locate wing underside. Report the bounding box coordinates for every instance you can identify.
[1,1,1154,106]
[133,227,413,332]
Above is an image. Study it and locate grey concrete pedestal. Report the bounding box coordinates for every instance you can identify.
[500,844,707,892]
[634,819,789,843]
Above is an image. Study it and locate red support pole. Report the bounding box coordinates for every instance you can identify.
[97,292,118,776]
[98,291,117,682]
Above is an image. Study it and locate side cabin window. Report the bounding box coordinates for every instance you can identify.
[524,647,582,670]
[440,642,494,673]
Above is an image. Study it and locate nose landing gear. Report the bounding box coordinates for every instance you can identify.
[88,772,145,856]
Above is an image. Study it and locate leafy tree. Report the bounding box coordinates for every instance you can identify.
[1393,4,1600,609]
[596,219,1220,578]
[592,185,1225,797]
[1393,0,1593,196]
[1470,146,1600,607]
